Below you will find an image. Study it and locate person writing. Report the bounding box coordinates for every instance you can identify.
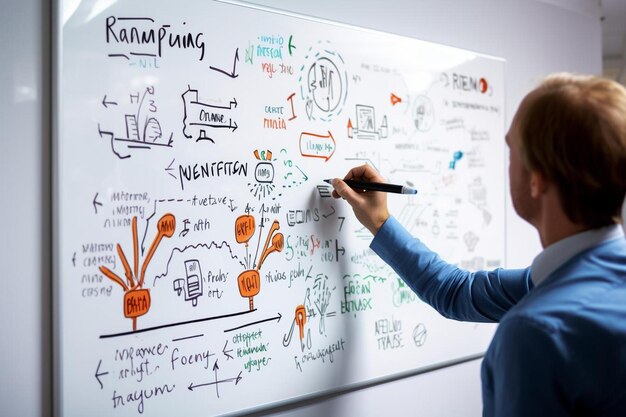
[330,73,626,416]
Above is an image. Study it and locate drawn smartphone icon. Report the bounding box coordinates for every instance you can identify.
[184,259,203,306]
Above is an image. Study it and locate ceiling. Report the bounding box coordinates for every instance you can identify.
[601,0,626,83]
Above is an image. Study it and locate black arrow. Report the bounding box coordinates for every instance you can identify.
[190,98,237,110]
[222,340,233,360]
[190,119,238,134]
[187,372,243,391]
[100,308,256,338]
[102,95,118,108]
[223,312,282,333]
[165,158,176,180]
[93,193,103,214]
[187,371,242,395]
[95,360,109,389]
[213,360,220,397]
[210,48,239,79]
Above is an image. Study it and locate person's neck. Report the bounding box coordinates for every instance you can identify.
[534,207,590,248]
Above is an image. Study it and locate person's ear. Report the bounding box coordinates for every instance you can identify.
[529,171,547,198]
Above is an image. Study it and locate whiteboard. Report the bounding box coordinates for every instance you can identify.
[55,1,505,415]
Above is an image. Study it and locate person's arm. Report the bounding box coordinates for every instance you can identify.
[372,215,531,322]
[330,164,531,322]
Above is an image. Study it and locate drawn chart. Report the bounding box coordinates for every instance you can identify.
[56,1,505,416]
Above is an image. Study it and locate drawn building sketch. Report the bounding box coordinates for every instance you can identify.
[98,87,173,159]
[347,104,388,140]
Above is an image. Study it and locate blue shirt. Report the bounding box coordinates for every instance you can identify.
[371,216,626,417]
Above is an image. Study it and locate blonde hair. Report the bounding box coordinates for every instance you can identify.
[518,73,626,227]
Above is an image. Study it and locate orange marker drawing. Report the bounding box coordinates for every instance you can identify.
[256,220,284,271]
[235,214,255,246]
[99,213,175,331]
[295,305,306,341]
[140,214,175,288]
[235,216,283,311]
[237,269,260,311]
[299,131,336,162]
[287,92,297,121]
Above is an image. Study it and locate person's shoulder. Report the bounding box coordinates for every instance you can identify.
[488,313,562,366]
[496,276,626,359]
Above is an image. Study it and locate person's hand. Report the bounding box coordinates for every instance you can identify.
[330,164,390,235]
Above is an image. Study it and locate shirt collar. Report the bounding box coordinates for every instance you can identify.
[531,224,625,286]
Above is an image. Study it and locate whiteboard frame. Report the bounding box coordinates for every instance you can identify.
[51,1,506,415]
[52,0,62,415]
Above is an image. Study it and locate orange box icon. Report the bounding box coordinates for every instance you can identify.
[238,269,260,298]
[124,289,151,318]
[235,215,255,245]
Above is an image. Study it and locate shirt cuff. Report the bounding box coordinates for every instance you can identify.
[370,215,415,265]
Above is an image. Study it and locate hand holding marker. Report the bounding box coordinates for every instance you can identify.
[323,179,417,194]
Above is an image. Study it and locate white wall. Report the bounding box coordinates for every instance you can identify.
[0,1,600,416]
[0,0,51,417]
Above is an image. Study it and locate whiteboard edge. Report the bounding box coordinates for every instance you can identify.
[214,0,506,63]
[52,0,63,416]
[221,352,485,416]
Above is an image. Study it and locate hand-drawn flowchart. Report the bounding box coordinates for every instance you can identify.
[57,1,505,415]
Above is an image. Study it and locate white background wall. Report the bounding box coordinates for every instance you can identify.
[0,1,601,416]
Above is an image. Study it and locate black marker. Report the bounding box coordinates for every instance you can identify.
[323,179,417,195]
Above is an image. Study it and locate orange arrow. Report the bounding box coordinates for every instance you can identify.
[299,131,336,162]
[390,93,402,106]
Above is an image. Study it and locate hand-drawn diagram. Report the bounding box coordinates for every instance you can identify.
[346,105,388,140]
[236,214,284,310]
[99,214,175,331]
[59,4,504,416]
[181,86,238,142]
[282,274,337,354]
[299,131,336,161]
[299,42,349,122]
[173,259,204,306]
[249,149,276,200]
[413,95,435,132]
[98,86,174,159]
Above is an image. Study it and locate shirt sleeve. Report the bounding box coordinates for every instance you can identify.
[483,316,571,417]
[370,216,532,322]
